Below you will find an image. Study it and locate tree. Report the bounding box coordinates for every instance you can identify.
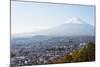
[78,42,95,62]
[86,42,95,61]
[11,52,16,58]
[72,50,80,62]
[79,47,88,61]
[63,54,72,63]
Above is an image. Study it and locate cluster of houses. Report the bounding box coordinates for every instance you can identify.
[11,42,87,66]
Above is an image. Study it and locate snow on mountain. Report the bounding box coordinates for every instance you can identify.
[65,17,86,24]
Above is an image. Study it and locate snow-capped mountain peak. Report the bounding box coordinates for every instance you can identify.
[66,17,85,24]
[13,17,94,37]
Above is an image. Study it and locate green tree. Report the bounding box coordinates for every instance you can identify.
[86,42,95,61]
[63,54,72,63]
[72,50,80,62]
[79,47,88,61]
[78,42,95,62]
[11,52,16,58]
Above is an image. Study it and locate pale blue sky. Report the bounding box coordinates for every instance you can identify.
[11,1,95,34]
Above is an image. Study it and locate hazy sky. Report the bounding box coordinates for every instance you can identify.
[11,1,95,34]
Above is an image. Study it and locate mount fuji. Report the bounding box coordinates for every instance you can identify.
[31,17,94,37]
[13,17,94,38]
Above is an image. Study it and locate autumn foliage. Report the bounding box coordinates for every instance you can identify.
[49,42,95,64]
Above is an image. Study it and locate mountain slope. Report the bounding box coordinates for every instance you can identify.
[34,17,94,36]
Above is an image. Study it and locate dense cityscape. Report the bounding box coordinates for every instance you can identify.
[10,36,95,67]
